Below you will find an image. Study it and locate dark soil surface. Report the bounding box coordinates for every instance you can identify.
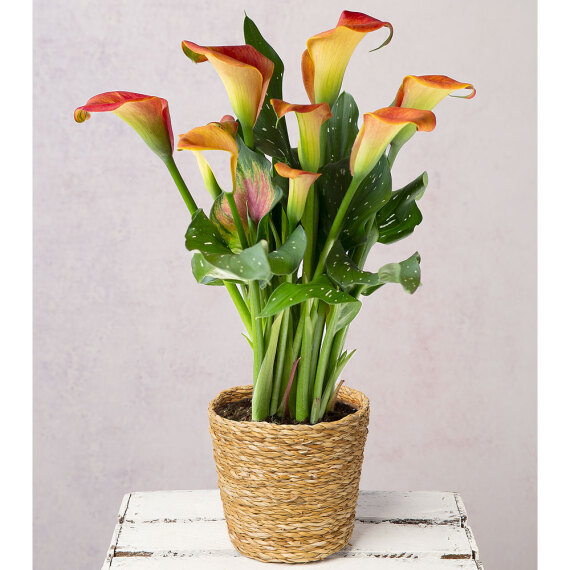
[215,398,357,424]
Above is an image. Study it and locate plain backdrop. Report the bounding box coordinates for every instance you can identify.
[34,1,536,568]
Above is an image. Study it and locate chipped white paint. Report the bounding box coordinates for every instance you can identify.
[102,491,484,569]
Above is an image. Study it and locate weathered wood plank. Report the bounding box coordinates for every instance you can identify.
[110,557,480,569]
[103,491,482,569]
[124,490,463,525]
[114,520,473,560]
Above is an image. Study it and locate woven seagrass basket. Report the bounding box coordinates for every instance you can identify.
[208,384,370,563]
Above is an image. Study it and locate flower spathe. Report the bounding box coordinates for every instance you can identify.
[274,162,321,226]
[177,118,239,192]
[389,75,475,160]
[394,75,476,111]
[74,91,174,161]
[182,41,274,136]
[350,107,436,181]
[302,11,393,106]
[271,99,331,172]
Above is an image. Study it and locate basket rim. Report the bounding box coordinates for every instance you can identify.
[208,384,369,432]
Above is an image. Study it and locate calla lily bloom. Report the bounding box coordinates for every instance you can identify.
[350,108,436,181]
[302,11,393,106]
[181,41,273,142]
[394,75,476,111]
[74,91,174,161]
[271,99,331,172]
[274,162,321,226]
[388,75,475,163]
[177,119,239,194]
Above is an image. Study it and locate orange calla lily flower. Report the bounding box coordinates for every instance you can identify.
[350,108,436,181]
[74,91,174,161]
[394,75,476,111]
[181,41,274,141]
[178,119,239,192]
[302,11,393,106]
[271,100,331,172]
[274,162,321,226]
[388,75,475,163]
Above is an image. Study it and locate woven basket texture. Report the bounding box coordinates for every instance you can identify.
[208,384,370,563]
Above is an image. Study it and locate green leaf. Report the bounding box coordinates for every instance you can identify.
[259,275,359,317]
[244,14,292,162]
[327,242,422,296]
[251,312,284,421]
[326,241,379,288]
[268,225,306,275]
[193,241,273,285]
[377,172,428,244]
[362,251,422,296]
[333,302,362,335]
[185,209,231,255]
[342,155,391,247]
[326,92,359,163]
[191,252,225,286]
[316,158,353,238]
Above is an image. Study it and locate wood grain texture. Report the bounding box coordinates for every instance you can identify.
[102,491,484,569]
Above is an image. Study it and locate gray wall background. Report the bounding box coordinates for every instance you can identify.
[34,1,536,568]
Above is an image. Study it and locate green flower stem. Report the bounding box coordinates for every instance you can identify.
[319,326,349,413]
[225,282,252,338]
[301,184,318,282]
[269,304,291,415]
[164,156,198,215]
[387,142,402,169]
[313,176,362,279]
[295,303,314,422]
[310,305,340,424]
[242,124,255,149]
[164,158,251,345]
[310,302,327,382]
[249,280,265,384]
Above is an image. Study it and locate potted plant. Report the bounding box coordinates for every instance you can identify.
[75,9,475,564]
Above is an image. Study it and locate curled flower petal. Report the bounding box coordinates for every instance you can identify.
[182,42,274,133]
[271,99,331,172]
[275,162,321,226]
[178,121,239,191]
[394,75,476,111]
[350,108,436,180]
[74,91,174,161]
[302,11,393,106]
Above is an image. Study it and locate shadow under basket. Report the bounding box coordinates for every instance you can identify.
[208,384,370,563]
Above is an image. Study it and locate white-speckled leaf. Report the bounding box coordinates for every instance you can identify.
[268,225,306,275]
[185,209,231,254]
[259,276,358,317]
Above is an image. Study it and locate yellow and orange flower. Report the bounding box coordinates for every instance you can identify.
[178,118,239,193]
[182,42,274,137]
[302,11,393,106]
[388,75,475,158]
[74,91,174,161]
[274,162,321,226]
[271,100,331,172]
[394,75,476,111]
[350,108,436,181]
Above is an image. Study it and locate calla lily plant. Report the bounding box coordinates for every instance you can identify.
[75,10,475,423]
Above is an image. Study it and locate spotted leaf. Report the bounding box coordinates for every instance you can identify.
[376,172,428,244]
[268,225,307,275]
[259,275,358,317]
[325,92,359,162]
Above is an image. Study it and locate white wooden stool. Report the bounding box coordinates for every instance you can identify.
[102,490,483,568]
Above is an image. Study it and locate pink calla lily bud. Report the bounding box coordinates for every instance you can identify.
[74,91,174,161]
[302,11,393,106]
